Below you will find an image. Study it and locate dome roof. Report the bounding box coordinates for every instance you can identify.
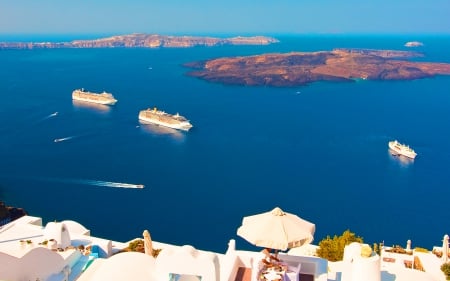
[61,220,89,235]
[44,222,71,248]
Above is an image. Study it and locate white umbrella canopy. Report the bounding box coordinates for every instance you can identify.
[237,207,316,251]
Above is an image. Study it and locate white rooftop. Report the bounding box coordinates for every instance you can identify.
[0,216,448,281]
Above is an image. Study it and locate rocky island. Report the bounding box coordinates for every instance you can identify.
[184,48,450,87]
[0,201,27,226]
[0,33,279,49]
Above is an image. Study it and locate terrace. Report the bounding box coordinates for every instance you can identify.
[0,215,448,281]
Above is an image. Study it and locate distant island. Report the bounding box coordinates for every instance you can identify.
[0,33,279,49]
[184,48,450,87]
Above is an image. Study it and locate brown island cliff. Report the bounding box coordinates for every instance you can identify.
[184,48,450,86]
[0,201,27,226]
[0,33,279,49]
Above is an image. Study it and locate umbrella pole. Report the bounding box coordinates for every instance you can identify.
[264,248,280,263]
[273,249,280,262]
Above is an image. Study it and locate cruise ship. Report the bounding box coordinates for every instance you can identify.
[138,107,193,131]
[72,89,118,105]
[388,140,417,159]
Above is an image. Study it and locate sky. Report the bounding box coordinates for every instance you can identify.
[0,0,449,35]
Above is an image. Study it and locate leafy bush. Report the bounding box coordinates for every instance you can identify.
[128,239,144,252]
[316,229,363,262]
[441,263,450,280]
[126,239,161,258]
[414,247,429,253]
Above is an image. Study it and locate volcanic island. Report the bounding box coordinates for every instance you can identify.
[184,48,450,87]
[0,33,279,49]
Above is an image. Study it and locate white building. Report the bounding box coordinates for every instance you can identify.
[0,215,447,281]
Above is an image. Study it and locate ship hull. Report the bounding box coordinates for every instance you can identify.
[72,89,118,105]
[72,95,117,105]
[389,141,417,159]
[138,111,192,131]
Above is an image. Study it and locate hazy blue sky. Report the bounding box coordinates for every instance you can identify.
[1,0,449,35]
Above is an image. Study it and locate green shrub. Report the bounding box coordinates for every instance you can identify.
[127,239,161,258]
[414,247,429,253]
[128,239,144,252]
[441,263,450,280]
[316,229,363,262]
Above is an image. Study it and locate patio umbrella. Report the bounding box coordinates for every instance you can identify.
[143,230,153,256]
[237,207,315,251]
[443,234,449,263]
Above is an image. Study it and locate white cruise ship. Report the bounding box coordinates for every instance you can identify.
[138,107,193,131]
[72,89,118,105]
[388,140,417,159]
[404,41,424,47]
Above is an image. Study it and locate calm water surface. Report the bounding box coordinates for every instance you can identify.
[1,35,449,252]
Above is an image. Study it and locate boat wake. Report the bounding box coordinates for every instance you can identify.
[81,180,144,189]
[54,136,74,143]
[34,177,145,189]
[38,112,59,122]
[54,131,98,143]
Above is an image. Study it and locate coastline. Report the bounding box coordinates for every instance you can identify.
[184,48,450,87]
[0,33,279,49]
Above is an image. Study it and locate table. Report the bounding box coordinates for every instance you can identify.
[259,265,287,281]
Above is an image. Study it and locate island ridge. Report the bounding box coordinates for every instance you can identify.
[184,48,450,87]
[0,33,279,49]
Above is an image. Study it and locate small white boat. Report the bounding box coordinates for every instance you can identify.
[404,41,424,47]
[54,136,73,143]
[388,140,417,159]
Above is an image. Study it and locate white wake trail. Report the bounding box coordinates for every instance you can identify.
[53,136,74,143]
[85,180,144,189]
[38,112,59,122]
[32,177,145,189]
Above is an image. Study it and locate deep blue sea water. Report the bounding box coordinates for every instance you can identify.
[1,34,449,253]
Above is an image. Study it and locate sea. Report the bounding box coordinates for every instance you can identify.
[0,34,449,253]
